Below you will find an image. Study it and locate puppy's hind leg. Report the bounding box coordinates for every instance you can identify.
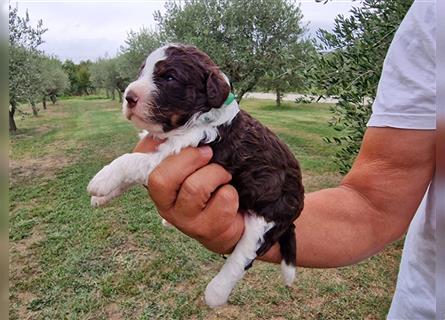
[204,213,274,308]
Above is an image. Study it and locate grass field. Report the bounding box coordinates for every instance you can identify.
[9,98,402,319]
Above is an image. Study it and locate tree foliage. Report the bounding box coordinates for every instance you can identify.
[258,40,315,106]
[9,6,46,49]
[308,0,413,173]
[62,60,94,96]
[155,0,307,102]
[90,56,126,102]
[39,56,69,107]
[90,29,161,101]
[120,28,161,80]
[89,58,109,96]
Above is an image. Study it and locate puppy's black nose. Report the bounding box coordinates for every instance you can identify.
[125,90,139,109]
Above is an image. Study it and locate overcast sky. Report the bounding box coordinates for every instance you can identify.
[11,0,361,63]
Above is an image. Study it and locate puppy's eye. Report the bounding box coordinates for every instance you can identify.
[164,75,175,81]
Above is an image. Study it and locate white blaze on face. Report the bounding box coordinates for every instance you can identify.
[122,45,171,133]
[140,45,170,78]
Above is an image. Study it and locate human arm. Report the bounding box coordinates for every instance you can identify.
[263,127,435,267]
[137,127,435,267]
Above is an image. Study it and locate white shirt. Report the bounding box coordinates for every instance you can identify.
[367,1,439,319]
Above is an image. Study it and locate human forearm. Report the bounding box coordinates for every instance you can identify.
[260,128,435,267]
[259,186,396,267]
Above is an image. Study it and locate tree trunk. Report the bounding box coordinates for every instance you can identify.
[117,90,123,103]
[236,89,248,104]
[42,96,47,109]
[111,88,116,100]
[9,105,17,132]
[276,88,281,107]
[31,101,38,116]
[50,95,57,104]
[236,80,257,104]
[106,89,110,99]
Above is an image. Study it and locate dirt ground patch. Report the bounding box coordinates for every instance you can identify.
[206,304,255,320]
[302,171,342,192]
[10,225,45,281]
[9,139,80,184]
[9,226,46,320]
[104,302,124,320]
[11,226,45,255]
[9,155,72,184]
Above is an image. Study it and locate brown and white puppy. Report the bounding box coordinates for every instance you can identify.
[87,44,304,308]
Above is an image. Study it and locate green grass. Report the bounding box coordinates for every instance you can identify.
[9,98,401,319]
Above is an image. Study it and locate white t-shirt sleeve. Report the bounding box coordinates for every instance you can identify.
[367,0,436,130]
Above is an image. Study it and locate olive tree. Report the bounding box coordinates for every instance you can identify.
[90,56,128,102]
[155,0,307,102]
[259,40,315,107]
[90,58,109,97]
[308,0,413,173]
[9,5,47,130]
[90,30,161,101]
[39,56,69,107]
[119,28,161,81]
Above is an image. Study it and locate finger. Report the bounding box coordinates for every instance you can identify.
[201,184,240,233]
[133,135,164,153]
[203,184,239,221]
[199,185,244,253]
[148,146,213,212]
[174,163,232,218]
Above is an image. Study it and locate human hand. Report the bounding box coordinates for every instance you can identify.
[134,135,245,254]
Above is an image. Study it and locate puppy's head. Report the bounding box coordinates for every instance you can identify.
[123,44,231,135]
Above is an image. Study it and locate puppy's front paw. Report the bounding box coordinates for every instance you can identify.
[90,185,130,208]
[87,164,123,197]
[91,195,112,208]
[91,196,103,208]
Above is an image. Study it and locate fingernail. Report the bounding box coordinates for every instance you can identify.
[199,146,212,157]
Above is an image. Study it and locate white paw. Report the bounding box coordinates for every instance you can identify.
[91,196,105,208]
[87,164,123,197]
[281,261,296,286]
[91,195,113,208]
[204,277,232,308]
[90,184,130,207]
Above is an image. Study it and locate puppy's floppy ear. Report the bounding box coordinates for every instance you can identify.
[206,70,231,108]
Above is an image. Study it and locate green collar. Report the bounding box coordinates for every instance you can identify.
[223,92,236,106]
